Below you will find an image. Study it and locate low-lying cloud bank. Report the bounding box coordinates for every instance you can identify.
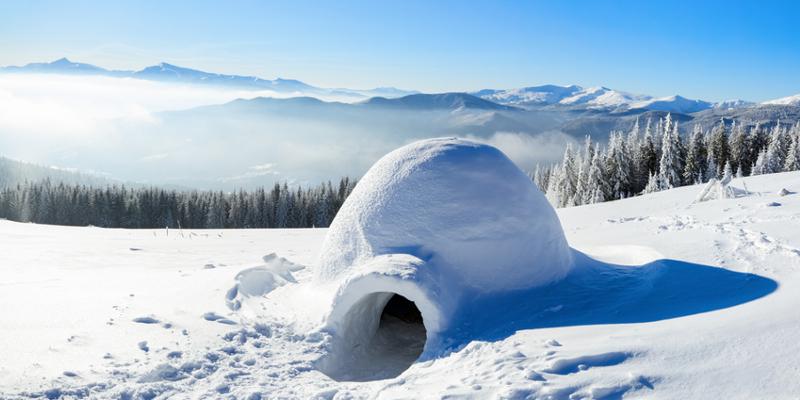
[0,74,574,189]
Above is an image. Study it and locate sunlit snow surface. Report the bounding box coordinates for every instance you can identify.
[2,172,800,399]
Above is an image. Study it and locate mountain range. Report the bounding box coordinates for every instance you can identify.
[3,58,800,189]
[4,58,800,112]
[0,58,418,100]
[470,85,762,113]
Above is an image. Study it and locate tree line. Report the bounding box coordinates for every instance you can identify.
[535,115,800,207]
[3,115,800,228]
[0,178,356,229]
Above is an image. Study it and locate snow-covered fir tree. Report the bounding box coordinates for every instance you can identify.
[728,121,751,176]
[751,149,767,176]
[584,151,608,204]
[573,136,595,205]
[605,132,632,198]
[722,161,733,183]
[640,117,659,179]
[764,122,788,173]
[539,117,799,208]
[684,125,708,184]
[709,120,730,178]
[659,119,684,189]
[785,134,800,172]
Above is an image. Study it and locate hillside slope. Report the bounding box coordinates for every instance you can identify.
[1,172,799,398]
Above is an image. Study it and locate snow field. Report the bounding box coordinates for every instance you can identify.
[0,171,799,398]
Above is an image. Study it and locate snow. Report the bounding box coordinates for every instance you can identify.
[474,85,584,106]
[631,95,713,113]
[474,85,653,109]
[693,178,746,202]
[763,93,800,106]
[317,137,572,290]
[315,138,572,380]
[1,169,800,398]
[558,86,651,108]
[474,85,755,113]
[713,99,755,109]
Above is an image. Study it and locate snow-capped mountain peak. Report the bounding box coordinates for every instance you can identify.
[474,85,761,114]
[630,95,713,113]
[713,99,756,110]
[0,57,109,74]
[473,85,655,110]
[558,86,652,108]
[762,94,800,106]
[473,84,583,106]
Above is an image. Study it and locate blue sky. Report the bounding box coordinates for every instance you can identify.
[1,0,798,101]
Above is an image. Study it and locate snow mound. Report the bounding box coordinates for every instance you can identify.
[314,138,572,381]
[226,253,304,311]
[317,137,572,290]
[694,178,747,203]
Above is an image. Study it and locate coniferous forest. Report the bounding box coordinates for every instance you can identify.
[0,178,356,229]
[536,116,800,208]
[2,116,800,228]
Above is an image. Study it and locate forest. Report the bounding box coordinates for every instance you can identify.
[2,115,799,227]
[536,115,800,207]
[0,178,356,229]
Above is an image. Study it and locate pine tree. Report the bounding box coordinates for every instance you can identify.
[605,132,633,199]
[752,149,767,175]
[659,121,683,188]
[765,122,788,173]
[532,164,548,192]
[706,150,718,181]
[545,163,564,207]
[643,172,665,194]
[785,134,800,172]
[722,161,733,183]
[728,122,751,176]
[627,118,643,192]
[584,151,607,204]
[710,120,730,177]
[573,137,594,205]
[683,125,707,184]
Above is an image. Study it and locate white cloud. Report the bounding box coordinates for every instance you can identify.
[466,131,578,172]
[0,73,294,137]
[219,163,280,182]
[250,163,277,171]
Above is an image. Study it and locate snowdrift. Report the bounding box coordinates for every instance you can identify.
[314,138,573,381]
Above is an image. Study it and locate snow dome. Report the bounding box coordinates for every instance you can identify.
[315,138,573,381]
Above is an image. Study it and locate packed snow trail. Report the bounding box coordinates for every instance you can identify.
[0,171,798,398]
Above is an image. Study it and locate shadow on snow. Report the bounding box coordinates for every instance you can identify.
[435,250,778,354]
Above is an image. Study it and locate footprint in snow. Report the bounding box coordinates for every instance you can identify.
[225,253,305,311]
[543,351,632,375]
[203,312,237,325]
[132,316,160,324]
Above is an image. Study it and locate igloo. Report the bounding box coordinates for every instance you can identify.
[315,138,573,381]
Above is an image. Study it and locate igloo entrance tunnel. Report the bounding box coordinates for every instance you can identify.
[315,138,573,381]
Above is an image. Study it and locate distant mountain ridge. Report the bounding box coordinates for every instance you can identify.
[361,92,517,111]
[2,58,799,114]
[0,58,418,99]
[763,94,800,106]
[470,85,760,114]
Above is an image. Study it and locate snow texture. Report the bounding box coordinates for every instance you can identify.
[693,178,746,203]
[314,138,573,378]
[3,149,800,399]
[317,137,573,290]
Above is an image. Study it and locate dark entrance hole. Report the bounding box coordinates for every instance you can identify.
[382,294,423,324]
[320,292,427,382]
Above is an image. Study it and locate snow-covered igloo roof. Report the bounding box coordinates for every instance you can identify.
[315,138,573,381]
[317,137,572,291]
